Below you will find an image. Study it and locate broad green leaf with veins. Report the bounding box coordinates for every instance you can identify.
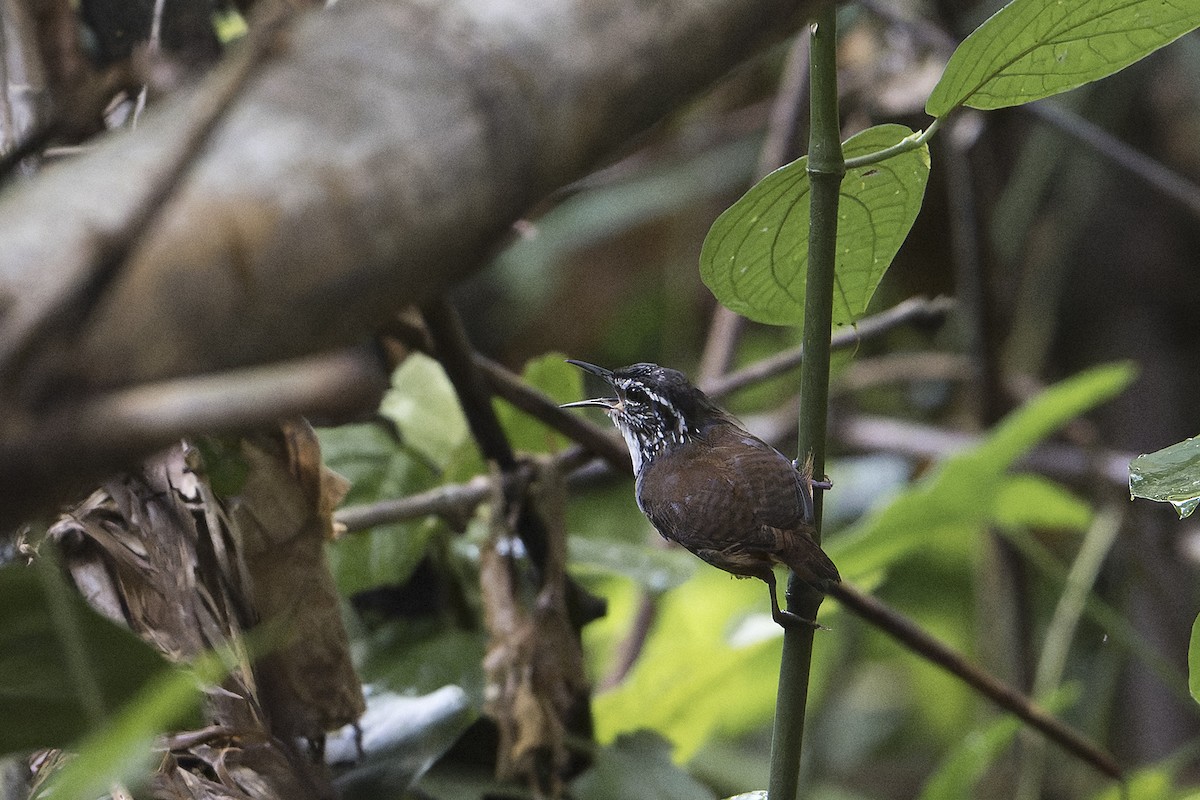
[700,124,929,327]
[927,0,1200,116]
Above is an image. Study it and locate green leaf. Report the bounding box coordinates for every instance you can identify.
[830,362,1135,579]
[380,353,470,470]
[700,124,929,327]
[359,625,488,705]
[319,423,442,595]
[33,655,218,800]
[0,559,179,754]
[916,714,1022,800]
[571,731,717,800]
[495,352,582,455]
[593,569,792,760]
[992,474,1092,531]
[1130,434,1200,518]
[927,0,1200,116]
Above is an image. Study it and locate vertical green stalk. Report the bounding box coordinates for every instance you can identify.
[768,5,843,798]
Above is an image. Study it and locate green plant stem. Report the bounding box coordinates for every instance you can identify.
[1015,505,1124,800]
[768,6,844,798]
[841,117,941,170]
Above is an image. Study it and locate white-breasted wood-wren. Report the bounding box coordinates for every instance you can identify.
[562,360,840,628]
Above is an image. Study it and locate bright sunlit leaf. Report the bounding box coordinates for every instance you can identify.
[592,569,801,760]
[1130,434,1200,519]
[992,474,1092,531]
[927,0,1200,116]
[699,124,929,327]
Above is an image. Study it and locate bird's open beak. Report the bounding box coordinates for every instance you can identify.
[560,397,619,410]
[565,359,613,382]
[562,360,620,411]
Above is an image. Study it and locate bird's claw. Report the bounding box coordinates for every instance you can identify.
[773,609,830,632]
[791,457,832,490]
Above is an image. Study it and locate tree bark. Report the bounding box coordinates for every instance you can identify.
[0,0,811,519]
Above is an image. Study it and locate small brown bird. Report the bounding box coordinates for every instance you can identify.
[562,360,840,628]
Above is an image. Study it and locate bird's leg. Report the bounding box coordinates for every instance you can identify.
[792,454,831,524]
[792,454,833,490]
[764,570,821,630]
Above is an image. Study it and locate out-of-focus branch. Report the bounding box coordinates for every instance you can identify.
[335,298,962,531]
[829,583,1121,780]
[704,294,956,398]
[0,0,816,524]
[837,413,1134,488]
[1,346,388,526]
[0,0,814,398]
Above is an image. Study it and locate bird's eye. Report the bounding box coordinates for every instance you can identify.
[625,385,650,405]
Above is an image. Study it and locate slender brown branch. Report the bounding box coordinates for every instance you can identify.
[833,351,969,393]
[697,307,746,387]
[337,472,510,534]
[837,413,1135,488]
[704,295,956,399]
[1,346,387,526]
[1024,101,1200,221]
[474,354,631,473]
[828,582,1122,780]
[422,300,519,470]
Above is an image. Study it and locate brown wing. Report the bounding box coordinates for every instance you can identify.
[636,424,840,588]
[716,426,840,587]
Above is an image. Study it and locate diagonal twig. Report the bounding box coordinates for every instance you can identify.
[828,582,1121,779]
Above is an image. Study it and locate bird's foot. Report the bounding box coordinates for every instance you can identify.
[791,457,832,490]
[773,609,830,631]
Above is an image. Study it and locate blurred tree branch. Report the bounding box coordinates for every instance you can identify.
[0,0,814,521]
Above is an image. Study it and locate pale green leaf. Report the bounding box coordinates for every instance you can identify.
[927,0,1200,116]
[380,353,470,469]
[592,569,795,760]
[700,124,929,327]
[992,474,1092,531]
[1130,434,1200,518]
[830,363,1135,579]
